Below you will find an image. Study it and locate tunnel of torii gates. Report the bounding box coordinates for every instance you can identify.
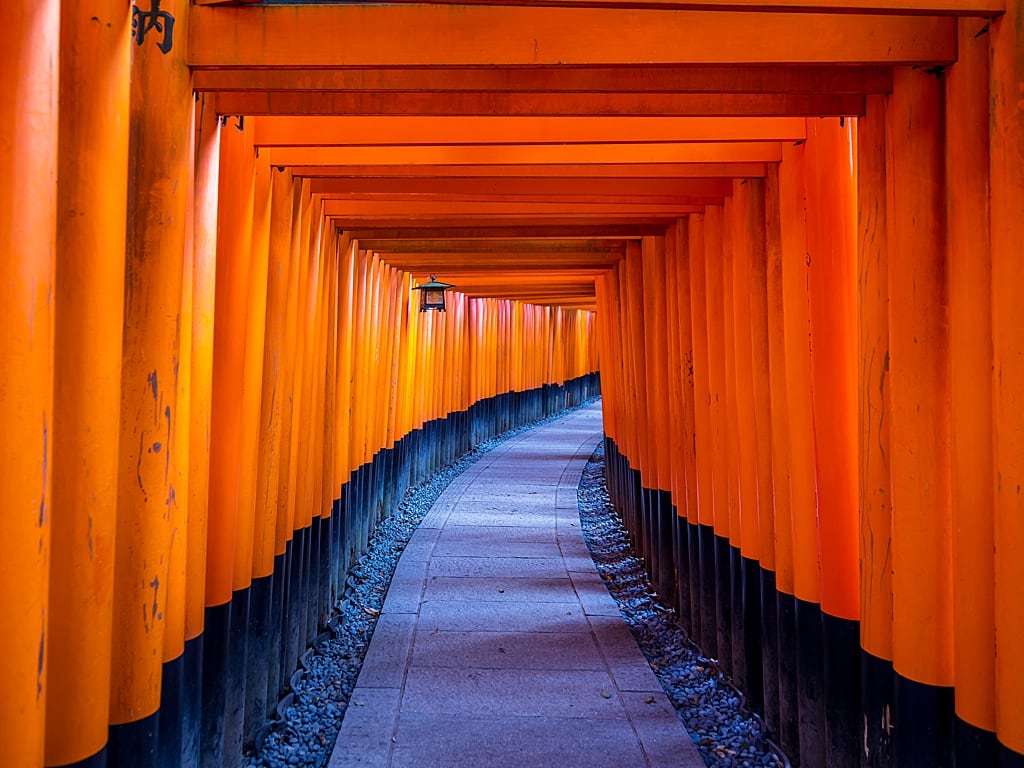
[2,0,1024,767]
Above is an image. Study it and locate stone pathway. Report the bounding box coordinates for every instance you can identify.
[328,402,704,768]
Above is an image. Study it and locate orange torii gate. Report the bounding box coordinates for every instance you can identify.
[1,1,1022,768]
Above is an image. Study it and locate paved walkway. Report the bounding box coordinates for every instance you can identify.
[329,402,704,768]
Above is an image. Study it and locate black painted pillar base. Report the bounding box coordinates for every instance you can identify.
[673,512,691,633]
[894,674,954,768]
[861,649,894,768]
[741,556,763,716]
[223,589,250,768]
[998,740,1024,768]
[244,573,274,752]
[777,592,800,763]
[955,716,1001,767]
[729,546,746,689]
[796,597,826,768]
[822,611,860,768]
[181,634,203,768]
[199,600,231,768]
[155,653,183,768]
[108,710,158,768]
[698,524,718,658]
[654,490,676,606]
[760,569,780,742]
[63,747,110,768]
[714,535,732,672]
[686,519,702,644]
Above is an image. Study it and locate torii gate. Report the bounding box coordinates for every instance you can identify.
[1,1,1022,767]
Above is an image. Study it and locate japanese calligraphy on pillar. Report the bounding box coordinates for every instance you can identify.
[131,0,175,54]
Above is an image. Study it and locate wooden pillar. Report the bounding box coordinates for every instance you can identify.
[253,167,297,583]
[641,236,669,494]
[990,3,1024,759]
[743,178,775,725]
[689,213,719,657]
[730,182,761,567]
[779,139,825,768]
[110,0,191,755]
[274,180,306,559]
[234,151,272,593]
[721,199,743,561]
[0,2,58,766]
[945,18,998,763]
[804,116,861,768]
[744,179,775,579]
[624,242,648,482]
[887,65,954,765]
[805,118,860,624]
[765,164,800,758]
[45,0,129,764]
[666,221,695,624]
[187,96,219,645]
[202,115,256,768]
[236,153,275,752]
[731,185,762,705]
[334,240,356,492]
[206,120,256,608]
[857,93,895,768]
[704,204,734,672]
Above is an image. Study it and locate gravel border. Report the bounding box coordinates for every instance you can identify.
[577,442,789,768]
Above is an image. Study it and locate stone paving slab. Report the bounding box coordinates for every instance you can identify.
[421,575,577,603]
[388,715,655,768]
[410,629,605,670]
[329,403,704,768]
[415,597,591,634]
[426,554,569,579]
[401,667,625,719]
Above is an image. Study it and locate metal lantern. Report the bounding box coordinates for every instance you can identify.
[413,275,454,312]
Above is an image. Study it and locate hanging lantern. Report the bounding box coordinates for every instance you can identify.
[413,275,454,312]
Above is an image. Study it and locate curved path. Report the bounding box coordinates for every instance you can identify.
[329,403,704,768]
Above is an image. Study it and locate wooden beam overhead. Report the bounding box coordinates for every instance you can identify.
[307,177,736,198]
[453,285,597,296]
[360,239,627,253]
[346,225,668,238]
[190,6,956,68]
[193,65,893,95]
[251,0,1001,15]
[216,91,866,117]
[324,201,703,215]
[292,163,770,178]
[253,116,805,147]
[268,142,783,166]
[321,193,726,206]
[254,115,805,147]
[373,262,619,273]
[399,270,606,282]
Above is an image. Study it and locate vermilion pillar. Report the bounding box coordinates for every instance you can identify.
[111,0,191,736]
[46,0,129,764]
[187,95,220,642]
[887,65,954,765]
[207,118,257,609]
[990,3,1024,758]
[0,3,58,765]
[946,18,997,761]
[856,93,895,768]
[804,116,860,768]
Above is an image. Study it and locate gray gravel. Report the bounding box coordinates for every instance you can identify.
[244,404,789,768]
[577,443,789,768]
